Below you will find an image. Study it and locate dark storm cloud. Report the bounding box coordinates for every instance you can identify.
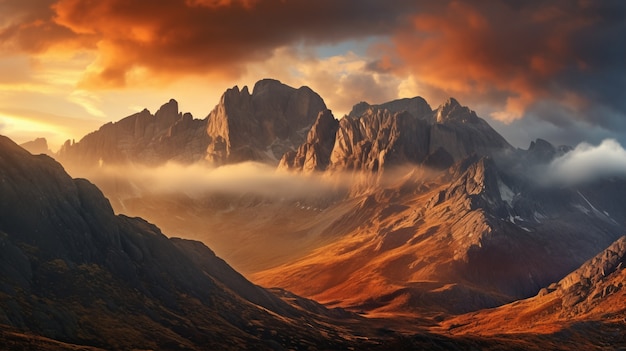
[386,0,626,139]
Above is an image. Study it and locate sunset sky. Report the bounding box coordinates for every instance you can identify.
[1,0,624,151]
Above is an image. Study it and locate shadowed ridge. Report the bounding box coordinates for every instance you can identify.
[0,134,359,350]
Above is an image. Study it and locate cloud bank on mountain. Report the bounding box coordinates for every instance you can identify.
[546,139,626,185]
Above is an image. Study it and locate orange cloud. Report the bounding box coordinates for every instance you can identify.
[386,1,625,126]
[1,0,416,88]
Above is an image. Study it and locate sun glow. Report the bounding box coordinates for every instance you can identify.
[0,113,67,146]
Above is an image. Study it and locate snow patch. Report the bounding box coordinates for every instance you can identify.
[577,191,601,214]
[497,179,515,206]
[533,211,546,222]
[573,204,591,214]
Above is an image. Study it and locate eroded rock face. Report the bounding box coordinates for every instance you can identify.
[279,109,339,173]
[57,99,209,167]
[329,108,431,172]
[348,97,433,122]
[557,236,626,308]
[281,97,512,173]
[428,98,512,162]
[205,79,327,165]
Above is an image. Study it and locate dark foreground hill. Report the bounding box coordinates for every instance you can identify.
[0,135,363,350]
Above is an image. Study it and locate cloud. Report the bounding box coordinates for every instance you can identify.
[68,90,106,117]
[2,0,415,88]
[239,47,403,117]
[546,139,626,185]
[383,1,626,135]
[88,162,350,200]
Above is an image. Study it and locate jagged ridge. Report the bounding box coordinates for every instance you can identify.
[57,99,209,167]
[205,78,327,165]
[280,97,512,173]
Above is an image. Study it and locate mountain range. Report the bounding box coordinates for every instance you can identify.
[56,79,325,168]
[5,78,626,349]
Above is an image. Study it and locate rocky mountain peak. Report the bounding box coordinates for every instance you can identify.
[57,99,209,167]
[282,95,513,174]
[447,155,503,206]
[326,108,430,172]
[435,97,479,124]
[205,79,327,165]
[221,85,250,105]
[306,109,338,145]
[155,98,179,119]
[348,97,433,121]
[278,109,339,173]
[252,78,290,94]
[526,138,557,163]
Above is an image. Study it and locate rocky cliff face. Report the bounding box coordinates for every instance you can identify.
[280,97,512,173]
[554,235,625,315]
[429,98,512,161]
[278,109,339,173]
[0,135,358,350]
[348,96,434,122]
[205,79,327,165]
[329,108,431,172]
[56,99,209,167]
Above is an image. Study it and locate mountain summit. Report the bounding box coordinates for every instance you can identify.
[205,79,327,164]
[280,97,512,173]
[57,99,209,167]
[56,79,327,168]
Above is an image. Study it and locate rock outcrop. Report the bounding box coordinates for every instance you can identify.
[442,236,626,347]
[555,235,626,314]
[278,109,339,173]
[205,79,327,165]
[57,99,209,167]
[281,97,512,173]
[348,96,434,122]
[429,98,511,161]
[329,108,431,172]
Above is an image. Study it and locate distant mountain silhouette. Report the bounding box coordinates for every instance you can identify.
[57,99,209,167]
